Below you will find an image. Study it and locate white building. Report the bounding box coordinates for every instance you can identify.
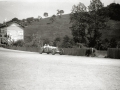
[6,22,24,42]
[0,22,24,44]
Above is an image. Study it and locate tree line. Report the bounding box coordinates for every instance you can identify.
[69,0,120,49]
[1,1,120,49]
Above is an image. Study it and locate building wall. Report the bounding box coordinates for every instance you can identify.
[0,27,7,44]
[7,23,24,42]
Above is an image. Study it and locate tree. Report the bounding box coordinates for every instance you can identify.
[44,12,48,17]
[88,0,103,12]
[43,38,50,45]
[70,2,88,44]
[12,17,19,22]
[57,10,64,18]
[107,3,120,21]
[26,17,34,23]
[117,41,120,48]
[53,37,61,47]
[61,35,74,48]
[109,38,117,48]
[25,34,43,47]
[71,2,87,13]
[87,0,107,47]
[70,0,108,48]
[49,15,56,23]
[38,16,42,21]
[13,40,25,46]
[101,38,110,50]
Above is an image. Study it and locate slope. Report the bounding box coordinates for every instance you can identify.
[24,14,120,42]
[24,14,72,42]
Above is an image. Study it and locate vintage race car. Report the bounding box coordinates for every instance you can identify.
[39,45,64,55]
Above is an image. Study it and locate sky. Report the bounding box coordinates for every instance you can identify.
[0,0,120,23]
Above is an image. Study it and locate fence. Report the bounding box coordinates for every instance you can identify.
[62,48,89,56]
[6,46,91,56]
[107,48,120,59]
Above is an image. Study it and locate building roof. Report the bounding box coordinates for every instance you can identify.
[0,21,24,28]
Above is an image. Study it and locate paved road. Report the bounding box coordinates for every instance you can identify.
[0,47,120,90]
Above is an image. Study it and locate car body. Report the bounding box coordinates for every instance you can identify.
[39,45,64,55]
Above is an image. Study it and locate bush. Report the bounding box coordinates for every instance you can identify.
[13,40,25,46]
[109,38,117,48]
[43,38,50,45]
[61,35,74,48]
[100,38,110,50]
[117,41,120,48]
[53,37,61,47]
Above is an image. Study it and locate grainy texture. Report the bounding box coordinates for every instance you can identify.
[0,47,120,90]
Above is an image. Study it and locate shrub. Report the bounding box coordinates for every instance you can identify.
[109,38,117,48]
[117,41,120,48]
[53,37,61,47]
[61,35,74,48]
[13,40,25,46]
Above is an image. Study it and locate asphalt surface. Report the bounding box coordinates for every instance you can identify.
[0,47,120,90]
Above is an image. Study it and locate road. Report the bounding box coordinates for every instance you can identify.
[0,47,120,90]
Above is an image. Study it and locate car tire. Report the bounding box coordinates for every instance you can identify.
[52,49,55,55]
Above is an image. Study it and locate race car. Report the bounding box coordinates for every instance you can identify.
[39,44,64,55]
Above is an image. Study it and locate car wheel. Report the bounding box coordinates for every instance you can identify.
[52,50,55,55]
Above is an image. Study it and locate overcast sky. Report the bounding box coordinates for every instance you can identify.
[0,0,120,23]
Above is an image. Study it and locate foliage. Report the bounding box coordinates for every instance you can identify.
[107,3,120,21]
[11,17,19,22]
[117,41,120,48]
[38,16,42,20]
[13,40,25,46]
[101,38,109,50]
[88,0,103,11]
[26,17,34,23]
[57,10,64,18]
[96,3,120,21]
[70,2,88,44]
[25,34,43,47]
[53,37,61,47]
[70,0,108,49]
[44,12,48,17]
[43,38,50,45]
[88,0,107,47]
[109,38,117,48]
[61,35,74,48]
[49,15,56,23]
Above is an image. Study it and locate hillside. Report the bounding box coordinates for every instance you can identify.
[24,14,72,42]
[24,14,120,42]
